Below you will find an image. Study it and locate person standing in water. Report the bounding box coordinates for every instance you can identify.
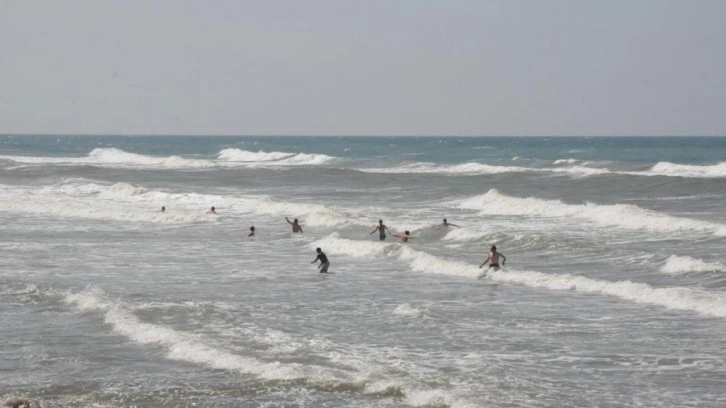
[311,247,330,273]
[161,206,166,212]
[480,245,506,270]
[393,230,413,243]
[286,217,303,233]
[248,226,255,237]
[370,220,390,241]
[441,218,460,227]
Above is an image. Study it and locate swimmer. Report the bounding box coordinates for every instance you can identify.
[369,220,390,241]
[207,206,217,214]
[393,230,414,243]
[480,245,506,270]
[441,218,460,227]
[248,226,255,237]
[285,217,303,233]
[311,247,330,273]
[161,206,166,212]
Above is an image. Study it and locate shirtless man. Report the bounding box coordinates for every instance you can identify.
[207,206,217,214]
[311,247,330,273]
[480,245,506,270]
[441,218,460,228]
[369,220,390,241]
[393,230,413,243]
[286,217,303,233]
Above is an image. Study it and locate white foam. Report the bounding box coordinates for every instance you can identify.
[360,161,610,178]
[311,235,480,279]
[442,228,492,243]
[360,162,533,175]
[646,161,726,178]
[0,186,212,224]
[218,148,337,166]
[0,180,355,226]
[0,147,337,170]
[62,288,322,380]
[553,158,579,164]
[313,235,726,318]
[393,303,423,317]
[660,255,725,275]
[454,189,726,237]
[0,148,216,169]
[487,269,726,318]
[217,148,293,162]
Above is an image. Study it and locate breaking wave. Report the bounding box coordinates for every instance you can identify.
[312,235,726,318]
[0,147,338,169]
[60,286,473,407]
[646,162,726,178]
[660,255,726,275]
[453,189,726,237]
[0,180,353,226]
[359,161,609,177]
[217,148,337,166]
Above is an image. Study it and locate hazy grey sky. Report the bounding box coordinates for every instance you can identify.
[2,0,725,136]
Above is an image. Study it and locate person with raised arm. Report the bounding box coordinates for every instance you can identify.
[286,217,303,233]
[441,218,460,228]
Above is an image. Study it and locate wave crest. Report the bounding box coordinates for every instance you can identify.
[454,189,726,237]
[648,162,726,178]
[660,255,725,275]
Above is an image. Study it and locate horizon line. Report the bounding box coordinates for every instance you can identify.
[2,133,725,138]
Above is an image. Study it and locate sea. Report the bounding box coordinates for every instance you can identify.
[1,135,725,408]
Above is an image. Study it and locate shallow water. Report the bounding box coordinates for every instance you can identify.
[1,135,725,407]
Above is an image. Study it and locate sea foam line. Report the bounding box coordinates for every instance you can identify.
[0,147,338,169]
[453,189,726,237]
[62,287,334,380]
[61,287,473,407]
[660,255,725,275]
[312,235,726,318]
[645,161,726,178]
[0,180,353,226]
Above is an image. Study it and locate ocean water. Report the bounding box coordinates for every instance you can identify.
[1,135,725,407]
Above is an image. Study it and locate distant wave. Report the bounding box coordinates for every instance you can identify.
[217,148,337,166]
[0,147,338,169]
[452,189,726,237]
[645,162,726,178]
[0,147,216,168]
[312,235,726,318]
[359,162,609,177]
[0,180,354,226]
[661,255,725,275]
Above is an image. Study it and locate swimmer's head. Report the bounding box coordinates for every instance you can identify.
[316,247,322,253]
[405,231,410,235]
[250,226,255,231]
[491,245,497,251]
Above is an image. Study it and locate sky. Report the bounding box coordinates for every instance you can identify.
[1,0,725,136]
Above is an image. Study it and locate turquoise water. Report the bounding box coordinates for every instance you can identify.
[1,135,725,407]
